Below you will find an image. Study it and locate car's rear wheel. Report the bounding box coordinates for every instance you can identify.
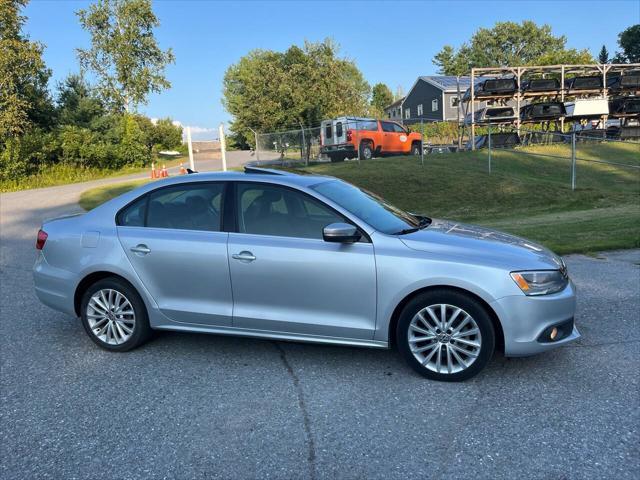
[359,142,373,160]
[328,152,345,163]
[396,289,495,381]
[80,277,152,351]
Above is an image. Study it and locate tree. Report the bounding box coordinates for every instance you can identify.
[433,21,594,75]
[612,25,640,63]
[223,39,370,146]
[370,83,393,117]
[598,45,609,64]
[76,0,175,113]
[56,74,104,128]
[0,0,53,139]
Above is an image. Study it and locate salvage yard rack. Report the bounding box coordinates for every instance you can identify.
[459,63,640,149]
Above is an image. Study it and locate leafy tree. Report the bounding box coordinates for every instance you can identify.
[0,0,53,139]
[223,39,370,146]
[370,83,393,117]
[153,118,182,150]
[76,0,175,113]
[56,74,104,128]
[598,45,609,64]
[433,21,594,75]
[612,25,640,63]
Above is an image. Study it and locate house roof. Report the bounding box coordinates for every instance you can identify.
[419,76,472,92]
[384,96,405,110]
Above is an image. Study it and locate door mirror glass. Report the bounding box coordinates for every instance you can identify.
[323,223,361,243]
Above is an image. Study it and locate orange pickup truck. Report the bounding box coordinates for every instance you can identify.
[320,117,423,162]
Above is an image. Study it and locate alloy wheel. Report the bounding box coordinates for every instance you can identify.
[87,288,136,345]
[408,303,482,374]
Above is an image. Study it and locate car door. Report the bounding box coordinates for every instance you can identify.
[227,182,377,340]
[391,122,411,153]
[380,121,399,153]
[117,182,233,326]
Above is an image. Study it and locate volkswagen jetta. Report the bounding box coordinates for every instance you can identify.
[34,167,579,381]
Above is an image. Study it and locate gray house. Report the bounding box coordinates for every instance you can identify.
[383,97,405,121]
[396,76,471,123]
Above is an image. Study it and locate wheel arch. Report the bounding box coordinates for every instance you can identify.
[74,271,140,316]
[387,285,505,353]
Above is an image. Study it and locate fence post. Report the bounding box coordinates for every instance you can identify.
[571,132,576,190]
[249,127,260,162]
[186,126,195,171]
[219,123,227,172]
[299,121,307,166]
[487,125,492,174]
[356,120,361,165]
[420,118,424,167]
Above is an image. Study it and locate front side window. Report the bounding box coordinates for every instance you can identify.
[146,183,223,231]
[310,180,421,235]
[335,122,343,137]
[236,183,345,240]
[392,123,406,133]
[380,121,395,132]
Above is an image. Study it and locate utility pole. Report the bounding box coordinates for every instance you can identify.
[219,123,227,172]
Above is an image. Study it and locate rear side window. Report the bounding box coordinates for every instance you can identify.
[336,122,343,137]
[117,183,224,231]
[325,124,332,138]
[117,196,146,227]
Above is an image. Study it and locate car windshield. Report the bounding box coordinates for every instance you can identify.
[310,180,423,234]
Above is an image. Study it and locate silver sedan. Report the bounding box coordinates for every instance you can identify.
[33,167,579,381]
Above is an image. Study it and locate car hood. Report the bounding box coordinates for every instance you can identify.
[399,219,564,271]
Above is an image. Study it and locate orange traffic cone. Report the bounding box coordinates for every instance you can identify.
[150,162,158,179]
[178,163,187,175]
[160,164,169,178]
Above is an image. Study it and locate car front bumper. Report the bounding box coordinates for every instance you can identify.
[491,280,580,357]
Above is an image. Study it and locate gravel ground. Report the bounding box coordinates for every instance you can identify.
[1,177,638,479]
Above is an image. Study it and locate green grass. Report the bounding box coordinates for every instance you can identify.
[78,178,150,211]
[0,155,187,193]
[77,142,640,254]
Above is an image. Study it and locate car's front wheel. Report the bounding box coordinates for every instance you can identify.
[397,289,495,381]
[80,277,152,351]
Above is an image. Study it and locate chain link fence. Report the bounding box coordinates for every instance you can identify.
[250,118,639,190]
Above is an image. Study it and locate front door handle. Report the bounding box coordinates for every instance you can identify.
[232,251,256,262]
[130,244,151,255]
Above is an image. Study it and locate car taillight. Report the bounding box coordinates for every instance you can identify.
[346,129,352,141]
[36,229,48,250]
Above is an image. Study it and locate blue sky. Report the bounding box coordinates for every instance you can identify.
[25,0,639,138]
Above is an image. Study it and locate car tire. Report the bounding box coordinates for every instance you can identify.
[359,142,373,160]
[396,289,495,382]
[411,143,421,156]
[329,153,345,163]
[80,277,152,352]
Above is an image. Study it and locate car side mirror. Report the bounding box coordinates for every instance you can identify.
[323,223,361,243]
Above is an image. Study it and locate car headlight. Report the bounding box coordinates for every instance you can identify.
[510,270,568,296]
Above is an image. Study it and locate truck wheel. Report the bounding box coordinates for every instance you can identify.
[360,142,373,160]
[329,153,344,163]
[411,143,421,156]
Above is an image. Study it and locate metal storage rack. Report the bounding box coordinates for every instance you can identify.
[459,63,640,149]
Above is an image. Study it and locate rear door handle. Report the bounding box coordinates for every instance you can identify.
[130,244,151,255]
[232,251,256,262]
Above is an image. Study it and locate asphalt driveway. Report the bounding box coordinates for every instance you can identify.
[1,176,638,479]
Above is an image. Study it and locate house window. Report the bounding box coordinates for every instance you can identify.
[450,96,459,108]
[405,108,410,119]
[417,104,423,116]
[432,99,439,111]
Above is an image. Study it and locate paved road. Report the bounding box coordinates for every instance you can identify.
[1,171,639,479]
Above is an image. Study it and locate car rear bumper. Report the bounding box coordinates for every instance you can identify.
[320,144,356,154]
[491,280,580,356]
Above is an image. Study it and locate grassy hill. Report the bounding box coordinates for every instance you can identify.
[79,142,640,254]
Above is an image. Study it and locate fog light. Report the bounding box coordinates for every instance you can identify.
[550,327,559,340]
